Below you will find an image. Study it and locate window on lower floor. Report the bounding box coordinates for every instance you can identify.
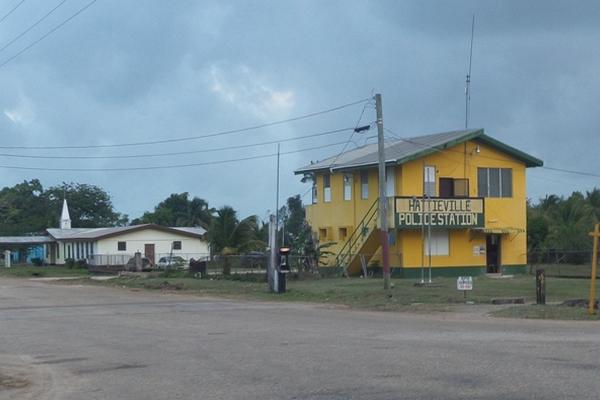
[173,241,182,250]
[424,230,449,256]
[319,228,329,241]
[338,227,348,241]
[117,241,126,251]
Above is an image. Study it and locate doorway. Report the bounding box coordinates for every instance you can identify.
[144,244,155,265]
[486,234,501,273]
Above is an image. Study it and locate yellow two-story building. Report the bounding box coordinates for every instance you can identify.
[294,129,543,278]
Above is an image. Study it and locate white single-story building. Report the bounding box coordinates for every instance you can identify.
[1,199,210,267]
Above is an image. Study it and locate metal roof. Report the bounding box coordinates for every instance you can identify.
[294,128,543,174]
[47,224,207,241]
[0,236,54,245]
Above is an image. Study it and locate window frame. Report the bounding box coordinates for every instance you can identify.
[172,241,182,250]
[424,230,450,256]
[117,241,127,251]
[343,174,352,201]
[424,165,436,197]
[323,174,331,203]
[360,171,369,200]
[478,168,513,198]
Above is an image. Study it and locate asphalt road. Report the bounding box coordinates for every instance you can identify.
[0,279,599,400]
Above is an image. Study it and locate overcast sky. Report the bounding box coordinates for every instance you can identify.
[0,0,598,222]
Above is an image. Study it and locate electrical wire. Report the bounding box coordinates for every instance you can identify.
[0,0,97,69]
[0,0,67,54]
[0,140,349,172]
[540,166,600,179]
[385,128,600,180]
[0,97,370,149]
[0,0,26,24]
[0,127,354,160]
[327,97,374,168]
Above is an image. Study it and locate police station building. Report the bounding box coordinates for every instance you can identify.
[295,129,543,278]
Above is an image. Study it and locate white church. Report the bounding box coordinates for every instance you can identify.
[0,200,209,267]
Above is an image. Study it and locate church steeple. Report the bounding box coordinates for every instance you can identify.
[60,198,71,229]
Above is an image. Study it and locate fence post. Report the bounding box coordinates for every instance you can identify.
[135,252,142,272]
[536,269,545,305]
[589,224,599,315]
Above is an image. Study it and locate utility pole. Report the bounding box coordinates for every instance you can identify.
[375,93,391,291]
[275,143,281,243]
[465,14,475,129]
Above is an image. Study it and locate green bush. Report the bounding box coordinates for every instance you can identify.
[31,257,44,266]
[65,258,76,269]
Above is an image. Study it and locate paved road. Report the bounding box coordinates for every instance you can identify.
[0,279,598,400]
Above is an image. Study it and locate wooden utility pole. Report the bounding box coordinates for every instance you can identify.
[589,223,599,315]
[375,94,391,291]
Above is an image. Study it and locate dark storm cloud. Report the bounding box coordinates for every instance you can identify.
[0,0,597,220]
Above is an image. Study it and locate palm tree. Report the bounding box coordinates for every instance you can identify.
[208,206,261,254]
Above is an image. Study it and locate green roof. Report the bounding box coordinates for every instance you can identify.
[295,128,543,174]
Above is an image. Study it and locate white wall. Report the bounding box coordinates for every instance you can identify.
[95,229,209,259]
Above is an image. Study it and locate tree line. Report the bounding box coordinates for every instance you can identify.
[7,180,597,260]
[527,188,600,256]
[0,180,308,257]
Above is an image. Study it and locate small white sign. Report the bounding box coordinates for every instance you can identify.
[457,276,473,291]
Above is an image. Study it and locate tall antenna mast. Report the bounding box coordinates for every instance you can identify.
[465,14,475,129]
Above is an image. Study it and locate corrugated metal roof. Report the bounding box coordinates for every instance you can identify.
[172,227,207,236]
[294,128,543,174]
[47,224,207,240]
[0,236,54,245]
[47,227,135,240]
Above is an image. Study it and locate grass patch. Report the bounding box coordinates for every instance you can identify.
[0,265,90,278]
[82,273,598,316]
[26,271,600,319]
[492,305,600,320]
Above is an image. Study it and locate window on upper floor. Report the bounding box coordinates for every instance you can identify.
[439,178,469,198]
[424,165,436,197]
[360,171,369,199]
[343,174,352,201]
[386,166,395,197]
[118,241,127,251]
[311,180,317,204]
[173,241,182,250]
[323,174,331,202]
[477,168,513,198]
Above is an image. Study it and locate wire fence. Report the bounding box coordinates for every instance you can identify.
[528,250,600,278]
[204,254,312,276]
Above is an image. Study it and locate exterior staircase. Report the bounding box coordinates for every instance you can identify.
[334,199,381,276]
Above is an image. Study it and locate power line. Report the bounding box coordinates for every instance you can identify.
[385,128,600,180]
[0,0,26,24]
[0,0,97,69]
[0,97,370,150]
[0,0,68,54]
[540,166,600,179]
[0,127,354,160]
[327,97,374,168]
[0,140,348,172]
